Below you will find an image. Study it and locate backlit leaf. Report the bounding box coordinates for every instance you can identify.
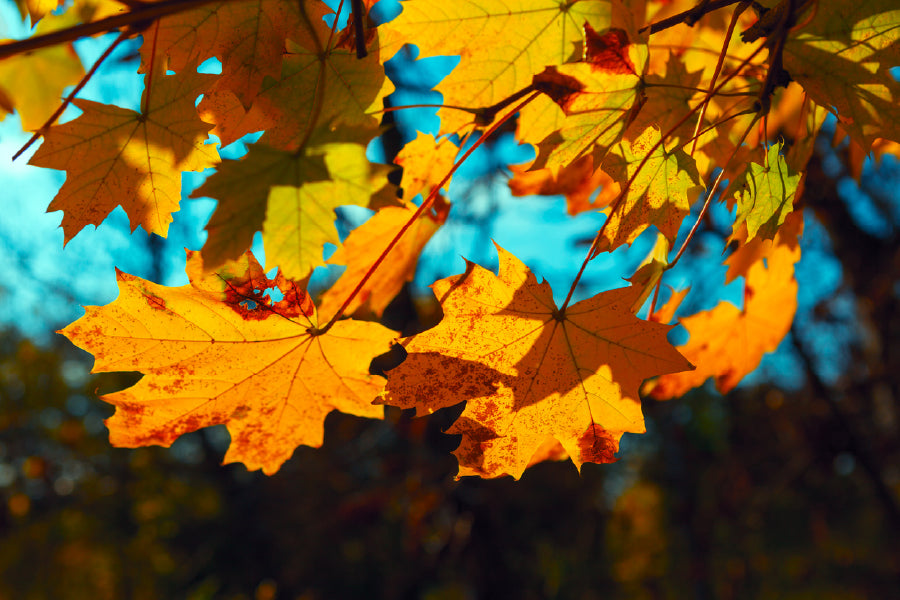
[731,141,800,242]
[29,65,219,241]
[379,244,692,479]
[597,125,703,252]
[59,250,396,475]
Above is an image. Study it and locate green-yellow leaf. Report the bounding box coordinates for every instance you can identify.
[597,126,703,252]
[193,134,395,277]
[731,142,800,242]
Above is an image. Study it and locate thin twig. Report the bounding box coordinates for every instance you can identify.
[13,30,130,160]
[314,92,542,335]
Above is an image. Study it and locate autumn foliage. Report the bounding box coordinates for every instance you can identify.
[3,0,899,478]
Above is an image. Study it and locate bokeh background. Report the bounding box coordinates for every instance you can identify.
[1,1,900,598]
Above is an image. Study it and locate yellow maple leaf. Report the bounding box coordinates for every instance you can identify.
[379,244,692,479]
[393,132,458,201]
[29,64,219,241]
[380,0,612,135]
[0,10,85,131]
[528,25,647,170]
[598,125,704,252]
[59,251,396,475]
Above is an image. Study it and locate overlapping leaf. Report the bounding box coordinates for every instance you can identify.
[143,0,319,107]
[192,134,395,276]
[29,64,219,241]
[528,25,647,170]
[783,0,900,150]
[379,244,692,479]
[651,223,802,399]
[730,142,800,242]
[598,125,704,252]
[0,12,84,130]
[317,200,448,320]
[59,251,396,475]
[380,0,612,134]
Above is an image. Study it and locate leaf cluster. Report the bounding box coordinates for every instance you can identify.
[2,0,899,478]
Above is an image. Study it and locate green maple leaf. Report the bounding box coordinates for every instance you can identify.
[597,126,704,252]
[783,0,900,149]
[193,132,395,278]
[731,142,800,242]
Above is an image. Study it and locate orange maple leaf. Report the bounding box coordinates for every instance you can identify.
[379,244,692,479]
[59,251,396,475]
[508,154,620,216]
[651,226,801,399]
[317,200,448,321]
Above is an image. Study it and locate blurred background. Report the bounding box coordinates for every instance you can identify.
[1,1,900,598]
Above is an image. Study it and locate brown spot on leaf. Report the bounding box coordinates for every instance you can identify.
[533,66,584,111]
[144,294,168,311]
[577,423,618,464]
[231,405,251,420]
[583,25,636,75]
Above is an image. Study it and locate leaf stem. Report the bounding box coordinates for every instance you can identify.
[668,112,759,270]
[12,30,130,161]
[690,1,750,155]
[559,40,767,312]
[639,0,761,35]
[313,92,541,335]
[324,0,346,54]
[350,0,367,58]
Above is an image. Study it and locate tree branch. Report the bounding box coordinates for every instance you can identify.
[0,0,223,60]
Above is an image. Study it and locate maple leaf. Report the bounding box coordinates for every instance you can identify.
[317,200,448,321]
[193,134,395,277]
[393,132,458,201]
[143,0,316,108]
[625,53,704,144]
[381,0,612,134]
[379,244,692,479]
[782,0,900,150]
[529,25,647,170]
[29,64,220,241]
[59,250,396,475]
[724,208,803,284]
[0,12,84,131]
[597,125,704,252]
[730,142,801,242]
[200,11,394,151]
[508,154,621,216]
[651,224,802,399]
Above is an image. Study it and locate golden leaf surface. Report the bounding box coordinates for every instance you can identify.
[379,244,692,479]
[598,125,704,252]
[380,0,611,134]
[59,251,396,475]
